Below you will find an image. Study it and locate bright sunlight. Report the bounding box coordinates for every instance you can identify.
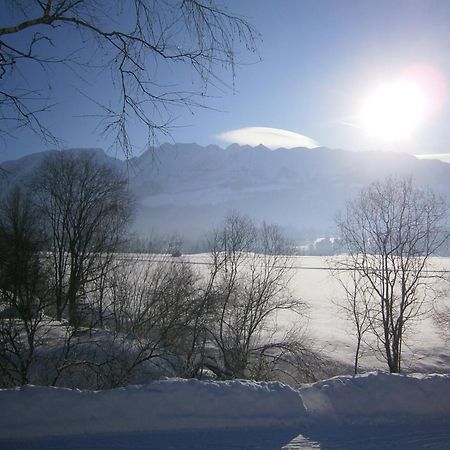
[362,80,428,141]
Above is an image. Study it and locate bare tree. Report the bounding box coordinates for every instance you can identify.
[0,187,53,386]
[203,212,314,382]
[31,151,133,326]
[337,176,449,373]
[331,266,371,374]
[91,256,198,387]
[0,0,258,156]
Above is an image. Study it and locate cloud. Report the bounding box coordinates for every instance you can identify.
[415,153,450,164]
[217,127,319,149]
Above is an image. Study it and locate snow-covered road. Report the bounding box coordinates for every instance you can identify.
[286,424,450,449]
[2,425,450,450]
[1,429,298,450]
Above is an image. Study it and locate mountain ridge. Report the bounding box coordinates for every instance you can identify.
[2,144,450,243]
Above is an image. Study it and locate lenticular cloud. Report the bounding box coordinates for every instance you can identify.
[218,127,319,149]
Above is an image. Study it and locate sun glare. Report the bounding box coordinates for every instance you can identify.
[362,81,428,141]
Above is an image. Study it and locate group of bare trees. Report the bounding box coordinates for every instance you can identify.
[200,214,318,382]
[31,152,134,326]
[0,188,53,385]
[1,151,448,387]
[86,213,320,386]
[0,155,316,388]
[0,151,134,386]
[334,176,449,374]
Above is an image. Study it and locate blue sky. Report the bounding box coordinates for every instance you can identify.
[2,0,450,161]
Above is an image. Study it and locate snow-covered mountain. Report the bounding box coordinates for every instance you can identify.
[128,143,450,241]
[2,143,450,242]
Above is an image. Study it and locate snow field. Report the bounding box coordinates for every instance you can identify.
[186,254,450,373]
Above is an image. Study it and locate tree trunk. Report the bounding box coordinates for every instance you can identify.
[67,270,80,327]
[354,337,361,375]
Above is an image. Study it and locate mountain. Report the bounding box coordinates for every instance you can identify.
[127,143,450,242]
[2,144,450,244]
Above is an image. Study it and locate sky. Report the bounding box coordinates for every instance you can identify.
[2,0,450,161]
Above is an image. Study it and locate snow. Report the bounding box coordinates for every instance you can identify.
[176,254,450,374]
[0,379,306,439]
[1,255,449,448]
[1,372,450,449]
[299,371,450,424]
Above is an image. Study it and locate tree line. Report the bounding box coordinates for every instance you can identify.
[0,152,449,388]
[0,152,319,388]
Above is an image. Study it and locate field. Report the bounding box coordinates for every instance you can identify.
[174,254,450,374]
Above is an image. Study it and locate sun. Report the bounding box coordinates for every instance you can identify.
[362,80,428,141]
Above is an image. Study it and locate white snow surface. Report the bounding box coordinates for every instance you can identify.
[299,371,450,424]
[173,254,450,374]
[1,372,450,441]
[0,378,306,439]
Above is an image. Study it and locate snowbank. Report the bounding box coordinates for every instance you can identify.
[1,372,450,440]
[300,371,450,424]
[0,378,306,439]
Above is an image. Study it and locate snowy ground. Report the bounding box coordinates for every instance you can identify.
[293,256,450,373]
[171,254,450,374]
[1,255,449,449]
[1,372,450,449]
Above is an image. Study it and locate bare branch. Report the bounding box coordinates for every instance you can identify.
[1,0,259,156]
